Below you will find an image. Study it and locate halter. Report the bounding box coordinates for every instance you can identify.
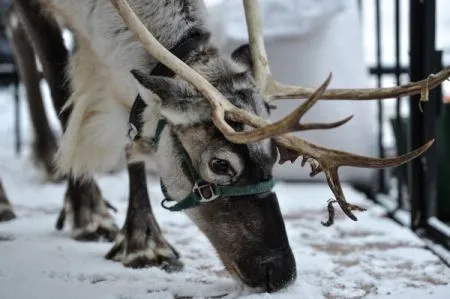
[128,29,274,212]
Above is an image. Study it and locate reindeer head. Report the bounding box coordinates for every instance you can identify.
[130,45,296,292]
[112,0,448,293]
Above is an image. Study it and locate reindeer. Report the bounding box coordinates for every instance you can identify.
[4,0,449,293]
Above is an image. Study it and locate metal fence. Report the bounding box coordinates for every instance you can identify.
[359,0,449,264]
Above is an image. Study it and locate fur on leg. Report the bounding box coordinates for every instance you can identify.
[54,38,131,178]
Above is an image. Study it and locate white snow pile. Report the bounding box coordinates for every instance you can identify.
[0,88,449,299]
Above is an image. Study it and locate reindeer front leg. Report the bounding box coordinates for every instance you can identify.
[106,162,182,271]
[0,179,16,222]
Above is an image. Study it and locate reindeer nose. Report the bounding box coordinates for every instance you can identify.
[262,248,297,292]
[236,247,297,293]
[238,192,297,292]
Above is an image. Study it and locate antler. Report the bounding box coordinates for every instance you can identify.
[111,0,438,225]
[243,0,450,102]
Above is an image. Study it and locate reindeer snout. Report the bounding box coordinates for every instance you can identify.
[233,192,297,292]
[263,248,297,292]
[235,247,297,292]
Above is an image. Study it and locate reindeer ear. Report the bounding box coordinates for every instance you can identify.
[131,69,210,126]
[131,69,187,100]
[231,44,253,71]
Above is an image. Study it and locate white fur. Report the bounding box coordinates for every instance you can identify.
[51,22,138,177]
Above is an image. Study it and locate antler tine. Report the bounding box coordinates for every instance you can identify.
[268,69,450,101]
[243,0,271,90]
[321,169,367,226]
[242,0,450,102]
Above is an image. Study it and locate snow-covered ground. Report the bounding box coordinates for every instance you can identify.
[1,1,450,298]
[1,87,450,299]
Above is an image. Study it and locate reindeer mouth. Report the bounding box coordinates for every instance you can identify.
[228,262,263,292]
[230,263,278,293]
[228,248,297,293]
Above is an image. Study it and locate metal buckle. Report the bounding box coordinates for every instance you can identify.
[193,182,219,203]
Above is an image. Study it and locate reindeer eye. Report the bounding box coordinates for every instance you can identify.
[210,159,231,175]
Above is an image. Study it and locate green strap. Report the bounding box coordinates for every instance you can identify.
[153,119,167,147]
[161,179,274,212]
[217,180,274,197]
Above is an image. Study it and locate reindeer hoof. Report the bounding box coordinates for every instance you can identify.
[58,203,119,242]
[72,222,119,242]
[105,232,184,272]
[65,207,119,242]
[57,201,119,242]
[58,179,120,242]
[0,207,16,222]
[125,254,183,273]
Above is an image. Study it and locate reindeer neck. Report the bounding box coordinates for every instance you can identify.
[145,28,240,84]
[149,27,214,76]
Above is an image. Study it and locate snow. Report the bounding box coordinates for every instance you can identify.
[1,88,450,298]
[1,1,450,298]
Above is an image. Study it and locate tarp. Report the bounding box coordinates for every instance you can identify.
[208,0,379,186]
[209,0,349,41]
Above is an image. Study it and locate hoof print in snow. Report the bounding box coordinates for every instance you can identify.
[106,232,184,272]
